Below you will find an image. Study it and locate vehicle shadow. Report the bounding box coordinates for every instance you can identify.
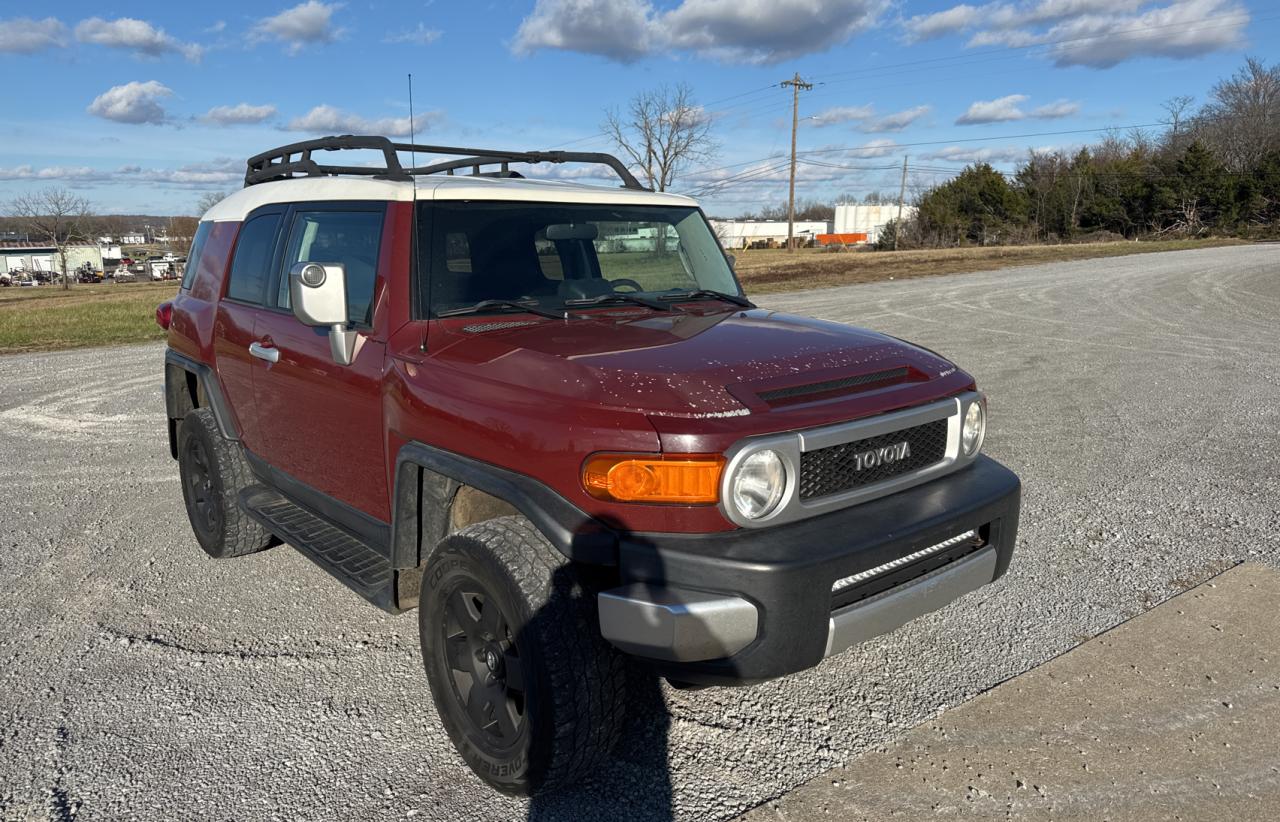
[524,526,680,822]
[525,663,674,822]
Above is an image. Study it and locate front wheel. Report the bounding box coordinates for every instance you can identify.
[419,516,628,795]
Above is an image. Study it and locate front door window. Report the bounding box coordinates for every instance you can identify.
[276,210,383,326]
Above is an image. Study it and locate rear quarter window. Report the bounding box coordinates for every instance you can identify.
[180,221,213,290]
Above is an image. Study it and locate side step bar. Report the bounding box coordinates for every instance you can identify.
[239,486,403,612]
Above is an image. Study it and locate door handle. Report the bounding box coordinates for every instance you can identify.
[248,341,280,363]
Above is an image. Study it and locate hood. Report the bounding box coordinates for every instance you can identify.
[426,307,964,418]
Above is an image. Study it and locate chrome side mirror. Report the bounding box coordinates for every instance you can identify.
[289,262,356,366]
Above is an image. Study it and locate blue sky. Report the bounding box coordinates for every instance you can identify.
[0,0,1273,216]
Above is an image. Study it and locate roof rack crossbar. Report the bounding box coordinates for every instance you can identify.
[243,135,647,190]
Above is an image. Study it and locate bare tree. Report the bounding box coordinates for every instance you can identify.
[603,84,717,192]
[8,187,92,289]
[1161,95,1196,135]
[167,216,199,247]
[195,191,230,216]
[1192,57,1280,171]
[91,213,130,243]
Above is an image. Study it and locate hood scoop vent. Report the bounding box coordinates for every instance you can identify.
[757,366,917,407]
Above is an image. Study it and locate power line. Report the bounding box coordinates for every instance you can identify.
[552,15,1276,193]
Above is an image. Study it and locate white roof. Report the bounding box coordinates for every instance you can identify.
[201,175,697,222]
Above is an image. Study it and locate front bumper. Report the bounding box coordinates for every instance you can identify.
[598,454,1020,685]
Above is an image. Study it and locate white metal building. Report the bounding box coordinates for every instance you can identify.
[0,242,105,276]
[833,204,918,244]
[709,220,832,249]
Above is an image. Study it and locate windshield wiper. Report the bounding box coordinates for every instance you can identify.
[563,293,675,311]
[436,299,566,320]
[658,288,754,308]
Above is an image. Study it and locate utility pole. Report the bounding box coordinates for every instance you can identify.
[893,155,908,251]
[781,72,813,253]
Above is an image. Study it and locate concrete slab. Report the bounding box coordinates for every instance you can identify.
[740,563,1280,821]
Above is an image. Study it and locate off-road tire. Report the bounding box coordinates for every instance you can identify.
[420,516,628,795]
[176,408,273,559]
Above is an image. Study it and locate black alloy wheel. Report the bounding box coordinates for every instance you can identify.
[439,584,526,749]
[419,517,629,795]
[182,433,222,541]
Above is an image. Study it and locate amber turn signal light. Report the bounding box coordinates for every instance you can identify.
[582,453,725,504]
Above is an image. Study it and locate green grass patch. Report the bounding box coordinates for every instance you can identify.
[0,282,178,354]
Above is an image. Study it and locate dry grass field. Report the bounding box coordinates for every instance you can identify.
[0,238,1247,353]
[732,238,1247,293]
[0,281,178,353]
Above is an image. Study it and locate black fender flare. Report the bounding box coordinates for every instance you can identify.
[164,350,238,457]
[391,441,617,570]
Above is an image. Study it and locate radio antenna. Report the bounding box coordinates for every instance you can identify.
[407,73,418,195]
[408,72,426,350]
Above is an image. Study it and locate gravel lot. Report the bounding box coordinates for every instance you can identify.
[1,244,1278,821]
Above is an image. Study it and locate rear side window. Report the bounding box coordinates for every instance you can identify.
[226,213,281,304]
[180,221,213,290]
[276,210,383,326]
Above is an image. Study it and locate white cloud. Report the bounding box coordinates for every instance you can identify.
[903,4,982,42]
[662,0,890,63]
[0,165,107,182]
[849,138,899,158]
[809,105,875,127]
[1031,99,1080,118]
[256,1,343,54]
[0,160,241,189]
[384,23,442,45]
[859,105,931,132]
[513,0,655,61]
[74,17,204,62]
[956,94,1030,125]
[0,17,67,54]
[86,80,173,125]
[955,94,1081,124]
[119,159,242,187]
[201,103,278,125]
[513,0,890,63]
[808,104,931,132]
[1038,0,1248,67]
[284,104,439,138]
[901,0,1247,69]
[920,145,1045,163]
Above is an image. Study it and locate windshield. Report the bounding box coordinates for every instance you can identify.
[416,202,741,317]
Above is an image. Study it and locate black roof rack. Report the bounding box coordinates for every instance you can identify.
[244,135,647,191]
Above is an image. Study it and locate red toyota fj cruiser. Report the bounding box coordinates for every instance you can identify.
[160,136,1020,795]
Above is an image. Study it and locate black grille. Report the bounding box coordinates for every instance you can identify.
[758,367,910,405]
[799,418,948,500]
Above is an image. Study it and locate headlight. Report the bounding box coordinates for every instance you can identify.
[962,399,986,456]
[731,449,786,520]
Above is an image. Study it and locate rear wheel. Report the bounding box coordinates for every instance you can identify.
[420,516,627,795]
[177,408,273,559]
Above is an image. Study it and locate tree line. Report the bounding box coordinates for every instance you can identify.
[885,58,1280,249]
